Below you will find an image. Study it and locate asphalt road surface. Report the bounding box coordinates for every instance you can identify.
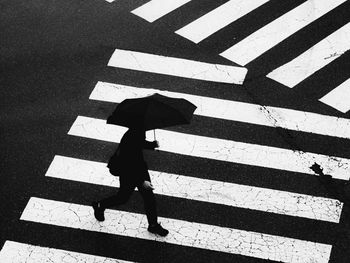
[1,0,350,262]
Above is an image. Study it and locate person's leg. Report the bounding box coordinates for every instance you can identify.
[92,178,135,221]
[137,184,169,236]
[137,185,157,225]
[99,185,134,208]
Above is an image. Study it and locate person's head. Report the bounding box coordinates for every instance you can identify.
[129,119,146,132]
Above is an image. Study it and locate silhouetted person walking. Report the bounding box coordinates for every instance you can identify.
[92,124,169,236]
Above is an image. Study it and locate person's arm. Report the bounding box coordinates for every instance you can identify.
[137,167,153,189]
[141,166,153,190]
[143,140,159,150]
[142,180,155,190]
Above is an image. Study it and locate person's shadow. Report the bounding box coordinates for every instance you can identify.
[310,162,350,203]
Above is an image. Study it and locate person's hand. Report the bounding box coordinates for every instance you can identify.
[142,181,155,190]
[153,140,159,148]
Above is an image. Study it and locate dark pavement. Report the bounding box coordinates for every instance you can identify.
[1,0,350,262]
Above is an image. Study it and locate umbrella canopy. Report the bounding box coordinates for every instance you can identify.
[107,93,197,130]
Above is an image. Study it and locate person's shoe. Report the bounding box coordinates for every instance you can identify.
[92,202,105,222]
[148,223,169,236]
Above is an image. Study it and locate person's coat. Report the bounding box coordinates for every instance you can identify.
[107,128,157,185]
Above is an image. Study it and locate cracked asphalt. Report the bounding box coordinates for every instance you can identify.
[1,0,350,262]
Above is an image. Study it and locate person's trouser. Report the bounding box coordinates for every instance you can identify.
[99,178,157,225]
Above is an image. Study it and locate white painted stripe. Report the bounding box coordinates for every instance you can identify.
[0,241,134,263]
[90,81,350,139]
[46,155,343,222]
[68,116,350,180]
[268,23,350,87]
[107,49,247,84]
[21,197,332,263]
[220,0,347,66]
[319,78,350,113]
[131,0,192,23]
[175,0,271,44]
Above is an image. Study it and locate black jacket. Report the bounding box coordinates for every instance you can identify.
[108,129,157,184]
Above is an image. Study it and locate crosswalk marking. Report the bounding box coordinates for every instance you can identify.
[90,81,350,139]
[219,0,347,66]
[107,49,248,84]
[319,78,350,113]
[267,23,350,88]
[131,0,192,23]
[68,116,350,180]
[8,2,349,262]
[0,241,134,263]
[175,0,271,44]
[46,155,343,223]
[21,197,332,263]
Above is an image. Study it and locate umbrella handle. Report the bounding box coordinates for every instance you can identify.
[153,130,159,150]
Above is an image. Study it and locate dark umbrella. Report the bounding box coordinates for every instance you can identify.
[107,93,197,131]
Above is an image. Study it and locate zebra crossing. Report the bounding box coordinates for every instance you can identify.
[0,241,133,263]
[68,115,350,180]
[46,155,342,222]
[219,0,347,66]
[266,22,350,88]
[107,49,248,84]
[319,78,350,114]
[3,56,348,262]
[131,0,192,23]
[131,0,350,113]
[174,0,272,44]
[1,1,349,262]
[19,197,333,263]
[89,81,350,139]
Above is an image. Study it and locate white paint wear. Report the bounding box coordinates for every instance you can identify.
[267,22,350,88]
[68,116,350,180]
[131,0,192,22]
[175,0,271,43]
[90,81,350,139]
[220,0,347,66]
[108,49,247,84]
[0,241,134,263]
[46,155,343,223]
[20,198,332,263]
[319,78,350,113]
